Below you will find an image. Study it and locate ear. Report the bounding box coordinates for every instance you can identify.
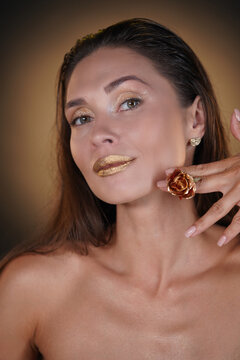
[185,95,205,141]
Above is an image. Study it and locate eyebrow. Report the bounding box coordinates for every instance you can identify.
[65,97,87,110]
[104,75,150,94]
[65,75,150,111]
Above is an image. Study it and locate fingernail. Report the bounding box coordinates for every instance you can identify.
[185,226,196,238]
[234,109,240,122]
[165,168,175,175]
[157,180,167,188]
[217,235,227,247]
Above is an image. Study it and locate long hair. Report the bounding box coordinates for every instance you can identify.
[0,17,237,270]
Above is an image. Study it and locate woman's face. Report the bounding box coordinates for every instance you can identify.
[65,47,190,204]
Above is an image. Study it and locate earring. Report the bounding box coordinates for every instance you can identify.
[189,137,201,146]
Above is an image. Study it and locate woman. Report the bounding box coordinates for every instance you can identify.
[0,18,240,359]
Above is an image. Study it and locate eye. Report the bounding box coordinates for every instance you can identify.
[70,115,92,127]
[120,98,142,111]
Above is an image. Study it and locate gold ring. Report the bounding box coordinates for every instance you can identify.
[167,169,199,200]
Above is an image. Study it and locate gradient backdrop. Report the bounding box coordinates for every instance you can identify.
[1,0,240,258]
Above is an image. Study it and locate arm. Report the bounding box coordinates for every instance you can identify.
[0,257,40,360]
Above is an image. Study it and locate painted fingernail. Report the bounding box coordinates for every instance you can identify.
[217,235,227,247]
[185,226,196,238]
[157,180,167,188]
[165,168,175,175]
[234,109,240,122]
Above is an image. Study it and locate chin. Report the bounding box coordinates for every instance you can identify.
[90,183,154,205]
[93,191,136,205]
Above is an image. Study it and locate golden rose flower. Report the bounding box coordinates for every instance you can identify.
[167,169,196,200]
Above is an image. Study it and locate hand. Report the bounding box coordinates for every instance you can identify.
[157,109,240,247]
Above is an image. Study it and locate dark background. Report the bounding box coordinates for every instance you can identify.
[1,0,240,258]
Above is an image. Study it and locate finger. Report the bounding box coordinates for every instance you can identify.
[165,153,240,177]
[193,173,222,194]
[194,167,240,194]
[156,179,168,191]
[184,183,240,238]
[230,109,240,141]
[159,167,240,195]
[157,173,228,194]
[217,208,240,247]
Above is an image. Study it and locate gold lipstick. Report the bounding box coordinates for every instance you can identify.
[93,155,135,177]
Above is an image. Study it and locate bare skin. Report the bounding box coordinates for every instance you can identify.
[1,230,240,360]
[1,47,240,359]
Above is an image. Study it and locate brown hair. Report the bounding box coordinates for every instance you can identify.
[0,17,237,271]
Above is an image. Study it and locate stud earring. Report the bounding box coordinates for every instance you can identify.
[189,137,201,146]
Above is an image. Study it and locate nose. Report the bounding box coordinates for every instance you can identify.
[89,118,119,147]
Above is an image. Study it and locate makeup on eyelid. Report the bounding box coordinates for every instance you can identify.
[68,87,146,112]
[69,94,144,126]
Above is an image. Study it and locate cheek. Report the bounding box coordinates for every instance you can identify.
[130,112,186,172]
[156,112,186,163]
[70,135,88,174]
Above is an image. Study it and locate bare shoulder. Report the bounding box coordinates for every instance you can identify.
[0,247,90,359]
[0,253,49,360]
[0,251,54,299]
[0,246,89,296]
[0,248,76,317]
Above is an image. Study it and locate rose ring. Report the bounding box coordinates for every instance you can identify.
[167,169,201,200]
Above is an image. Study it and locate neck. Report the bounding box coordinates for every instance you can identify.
[98,189,223,293]
[89,189,224,295]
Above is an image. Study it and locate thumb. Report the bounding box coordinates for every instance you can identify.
[230,109,240,141]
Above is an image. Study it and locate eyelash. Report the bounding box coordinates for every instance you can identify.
[119,97,142,111]
[69,97,142,127]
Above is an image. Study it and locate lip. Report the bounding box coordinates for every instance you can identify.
[93,155,136,177]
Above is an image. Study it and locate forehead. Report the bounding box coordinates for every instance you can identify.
[66,47,158,99]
